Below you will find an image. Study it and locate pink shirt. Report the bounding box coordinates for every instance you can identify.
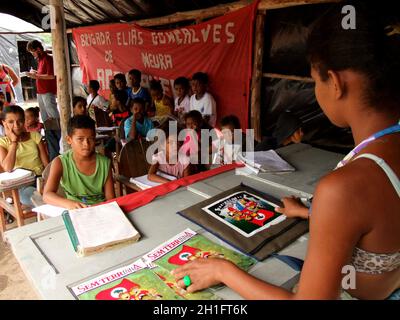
[152,151,190,179]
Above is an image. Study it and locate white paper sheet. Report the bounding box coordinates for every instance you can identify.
[129,172,177,190]
[68,201,139,249]
[240,150,295,173]
[32,204,66,218]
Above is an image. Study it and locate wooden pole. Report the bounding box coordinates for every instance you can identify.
[50,0,71,153]
[250,12,266,143]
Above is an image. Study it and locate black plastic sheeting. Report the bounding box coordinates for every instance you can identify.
[260,78,354,154]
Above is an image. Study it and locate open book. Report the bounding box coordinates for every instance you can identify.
[129,171,177,190]
[62,201,140,257]
[237,150,295,174]
[0,168,35,187]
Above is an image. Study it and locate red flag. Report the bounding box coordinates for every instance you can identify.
[168,245,200,266]
[250,209,275,227]
[95,279,139,300]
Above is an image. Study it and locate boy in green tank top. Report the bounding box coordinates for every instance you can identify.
[43,115,115,209]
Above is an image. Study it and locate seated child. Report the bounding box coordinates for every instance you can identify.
[24,107,44,133]
[173,77,191,126]
[127,69,151,107]
[72,96,87,116]
[109,89,130,126]
[43,115,115,209]
[190,72,217,127]
[0,105,49,206]
[149,79,174,118]
[255,111,304,151]
[181,110,203,158]
[148,127,191,183]
[114,73,130,104]
[220,115,255,152]
[124,98,154,140]
[87,80,108,120]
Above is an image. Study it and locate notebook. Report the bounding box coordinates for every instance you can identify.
[62,201,140,257]
[0,168,35,187]
[238,150,295,173]
[129,171,177,190]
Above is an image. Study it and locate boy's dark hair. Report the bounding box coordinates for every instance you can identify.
[174,77,190,90]
[149,79,163,92]
[114,73,127,85]
[273,111,302,146]
[25,106,40,118]
[220,115,241,130]
[67,115,96,136]
[89,80,100,92]
[73,96,87,108]
[130,97,145,109]
[128,69,141,79]
[27,40,44,52]
[307,1,400,111]
[184,110,203,125]
[3,105,25,120]
[113,89,128,105]
[192,72,208,85]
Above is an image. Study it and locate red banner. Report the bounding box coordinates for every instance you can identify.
[72,2,257,129]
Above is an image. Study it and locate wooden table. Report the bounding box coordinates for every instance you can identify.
[4,143,343,299]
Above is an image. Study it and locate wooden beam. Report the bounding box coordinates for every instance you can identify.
[258,0,341,10]
[263,73,314,82]
[250,12,266,142]
[50,0,71,153]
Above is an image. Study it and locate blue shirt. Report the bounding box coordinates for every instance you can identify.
[128,86,151,103]
[124,115,154,139]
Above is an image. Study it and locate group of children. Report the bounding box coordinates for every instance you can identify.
[0,68,304,212]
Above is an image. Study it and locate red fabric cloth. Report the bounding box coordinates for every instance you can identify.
[36,53,57,94]
[106,163,243,213]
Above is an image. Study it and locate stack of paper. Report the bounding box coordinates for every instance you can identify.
[129,171,177,190]
[33,204,66,218]
[62,201,141,257]
[237,150,295,174]
[0,168,35,188]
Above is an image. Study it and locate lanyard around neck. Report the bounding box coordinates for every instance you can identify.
[336,120,400,169]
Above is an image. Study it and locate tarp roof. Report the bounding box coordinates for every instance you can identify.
[0,0,238,29]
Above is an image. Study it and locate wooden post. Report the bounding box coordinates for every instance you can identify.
[50,0,71,153]
[250,12,265,142]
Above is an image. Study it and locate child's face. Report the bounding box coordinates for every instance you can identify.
[166,135,178,158]
[185,117,198,130]
[67,128,96,157]
[174,84,187,98]
[191,80,206,95]
[129,74,141,88]
[115,78,126,90]
[24,111,37,127]
[73,101,87,116]
[88,86,96,95]
[3,113,25,136]
[221,124,234,142]
[131,103,144,119]
[0,93,5,103]
[150,89,162,100]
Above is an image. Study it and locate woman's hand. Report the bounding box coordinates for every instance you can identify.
[171,258,230,293]
[275,196,309,219]
[4,125,19,143]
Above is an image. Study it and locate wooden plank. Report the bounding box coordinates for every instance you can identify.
[250,13,265,142]
[50,0,72,153]
[263,73,315,82]
[66,0,339,32]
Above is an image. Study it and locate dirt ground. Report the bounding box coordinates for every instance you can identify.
[0,219,39,300]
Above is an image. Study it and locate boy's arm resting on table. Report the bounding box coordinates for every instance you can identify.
[43,157,88,209]
[147,163,170,183]
[38,141,49,168]
[104,164,115,200]
[0,145,17,172]
[173,172,364,300]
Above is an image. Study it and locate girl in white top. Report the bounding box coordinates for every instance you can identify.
[174,77,191,126]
